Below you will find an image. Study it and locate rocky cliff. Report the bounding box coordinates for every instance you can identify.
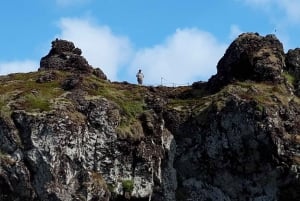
[1,33,300,201]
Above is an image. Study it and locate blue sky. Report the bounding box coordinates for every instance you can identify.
[1,0,300,86]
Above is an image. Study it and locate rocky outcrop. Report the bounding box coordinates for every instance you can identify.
[1,33,300,201]
[39,39,107,80]
[164,94,300,201]
[286,48,300,96]
[207,33,285,92]
[0,91,176,200]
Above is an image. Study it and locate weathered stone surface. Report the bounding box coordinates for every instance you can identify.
[163,94,300,201]
[61,75,83,90]
[207,33,285,91]
[0,90,175,200]
[36,71,57,83]
[39,39,107,80]
[286,48,300,75]
[286,48,300,96]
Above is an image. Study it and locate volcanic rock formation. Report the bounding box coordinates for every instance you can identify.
[207,33,286,91]
[1,34,300,201]
[39,39,107,80]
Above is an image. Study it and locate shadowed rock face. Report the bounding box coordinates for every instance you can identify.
[286,48,300,76]
[0,92,176,201]
[1,34,300,201]
[39,39,107,80]
[207,33,285,92]
[286,48,300,96]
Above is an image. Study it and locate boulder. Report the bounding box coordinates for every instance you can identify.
[207,33,285,91]
[39,39,107,80]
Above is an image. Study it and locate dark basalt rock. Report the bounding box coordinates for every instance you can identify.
[39,39,107,80]
[36,71,57,83]
[286,48,300,96]
[61,75,83,90]
[207,33,285,91]
[286,48,300,76]
[2,33,300,201]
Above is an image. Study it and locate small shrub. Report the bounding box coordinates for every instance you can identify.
[256,103,264,112]
[122,180,134,193]
[121,101,144,119]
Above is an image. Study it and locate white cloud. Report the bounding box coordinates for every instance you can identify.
[0,20,227,86]
[0,60,38,75]
[57,17,133,81]
[128,28,227,86]
[56,18,226,85]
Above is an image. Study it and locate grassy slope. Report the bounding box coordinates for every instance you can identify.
[0,70,299,139]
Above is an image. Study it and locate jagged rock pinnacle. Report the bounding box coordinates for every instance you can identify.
[39,39,107,80]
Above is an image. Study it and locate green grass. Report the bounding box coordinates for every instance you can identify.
[0,71,148,139]
[2,68,298,141]
[283,71,296,85]
[122,180,134,193]
[82,76,147,139]
[0,71,67,113]
[83,76,145,118]
[24,94,51,112]
[116,119,144,140]
[167,80,297,124]
[229,81,294,106]
[120,101,144,119]
[0,97,10,118]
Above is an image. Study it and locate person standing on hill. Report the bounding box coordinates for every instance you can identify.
[136,69,144,85]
